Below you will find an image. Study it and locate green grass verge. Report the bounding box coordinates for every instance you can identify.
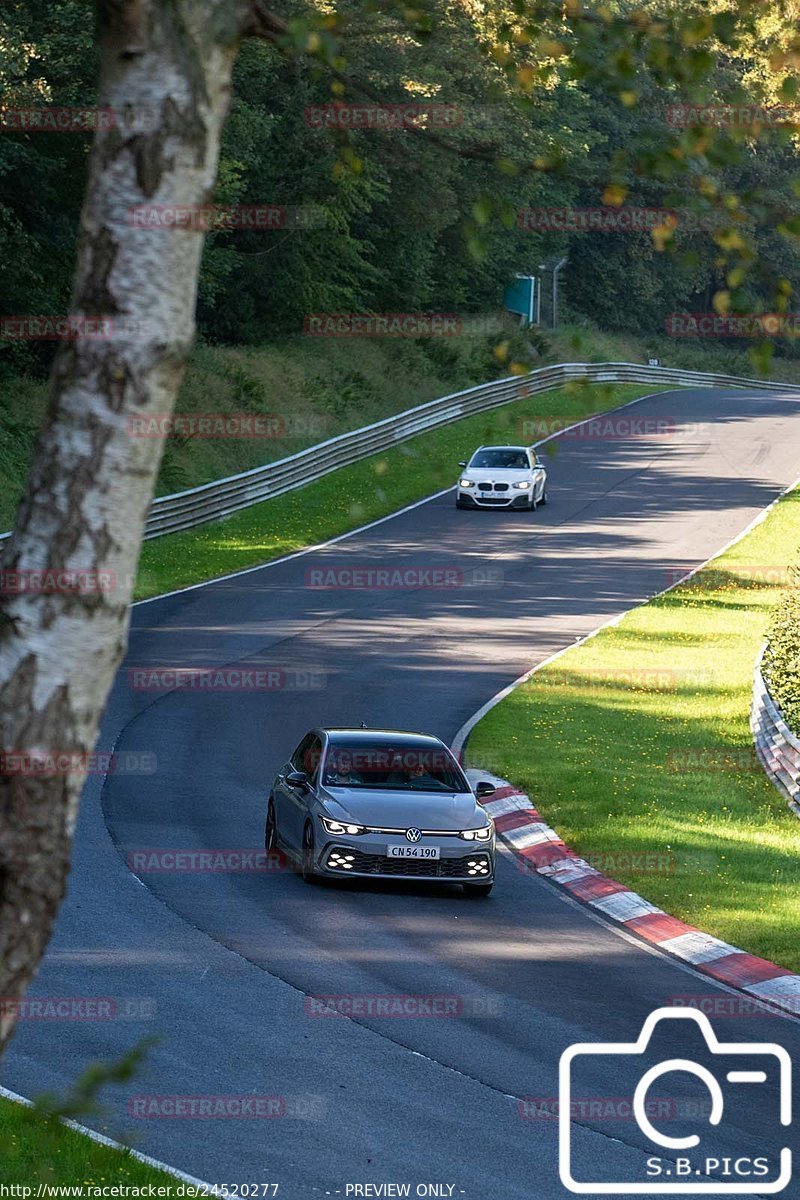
[0,1095,193,1189]
[467,485,800,971]
[134,382,663,600]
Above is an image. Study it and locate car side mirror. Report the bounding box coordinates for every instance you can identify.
[458,461,467,468]
[286,770,310,791]
[475,781,496,799]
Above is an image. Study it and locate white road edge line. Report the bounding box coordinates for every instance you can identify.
[0,1083,213,1188]
[133,385,674,607]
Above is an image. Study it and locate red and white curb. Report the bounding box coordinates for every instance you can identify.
[465,768,800,1020]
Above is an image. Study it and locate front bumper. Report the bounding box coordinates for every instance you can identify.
[316,830,495,882]
[457,488,530,509]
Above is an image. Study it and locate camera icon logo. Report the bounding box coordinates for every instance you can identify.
[559,1007,792,1194]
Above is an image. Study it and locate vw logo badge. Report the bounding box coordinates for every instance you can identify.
[406,827,422,843]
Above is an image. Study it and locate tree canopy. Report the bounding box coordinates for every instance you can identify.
[1,0,799,376]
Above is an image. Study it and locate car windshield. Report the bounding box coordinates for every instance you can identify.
[323,742,466,792]
[469,449,529,469]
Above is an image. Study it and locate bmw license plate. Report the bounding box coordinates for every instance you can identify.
[387,845,440,859]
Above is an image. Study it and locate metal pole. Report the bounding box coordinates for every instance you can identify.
[552,256,567,331]
[537,265,545,326]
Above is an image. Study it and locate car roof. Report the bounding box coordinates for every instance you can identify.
[472,444,531,453]
[320,728,448,747]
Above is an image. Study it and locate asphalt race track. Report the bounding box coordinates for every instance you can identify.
[4,385,800,1198]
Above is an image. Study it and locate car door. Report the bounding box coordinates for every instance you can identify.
[531,452,546,500]
[284,733,322,847]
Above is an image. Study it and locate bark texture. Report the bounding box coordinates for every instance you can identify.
[0,0,253,1057]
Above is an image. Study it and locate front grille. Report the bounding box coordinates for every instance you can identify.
[494,482,509,492]
[476,496,509,505]
[478,482,492,492]
[325,847,491,879]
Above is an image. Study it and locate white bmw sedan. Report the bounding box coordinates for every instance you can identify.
[455,445,548,511]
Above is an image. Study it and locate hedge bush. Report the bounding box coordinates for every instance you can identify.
[766,565,800,731]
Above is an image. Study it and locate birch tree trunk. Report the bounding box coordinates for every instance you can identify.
[0,0,252,1059]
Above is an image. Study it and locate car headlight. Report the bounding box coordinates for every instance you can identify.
[459,478,475,488]
[460,824,493,841]
[514,480,531,489]
[321,817,367,836]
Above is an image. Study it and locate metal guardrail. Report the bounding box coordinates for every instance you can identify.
[1,360,795,547]
[751,647,800,818]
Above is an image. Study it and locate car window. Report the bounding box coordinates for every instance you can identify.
[290,733,313,772]
[305,736,323,782]
[322,741,467,791]
[469,449,530,470]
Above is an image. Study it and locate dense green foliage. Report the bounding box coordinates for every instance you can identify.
[3,0,800,681]
[766,567,800,730]
[2,0,800,377]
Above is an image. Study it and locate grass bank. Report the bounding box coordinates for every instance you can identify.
[467,485,800,971]
[0,330,522,530]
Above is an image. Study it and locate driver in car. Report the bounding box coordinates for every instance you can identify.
[326,757,363,787]
[407,761,444,789]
